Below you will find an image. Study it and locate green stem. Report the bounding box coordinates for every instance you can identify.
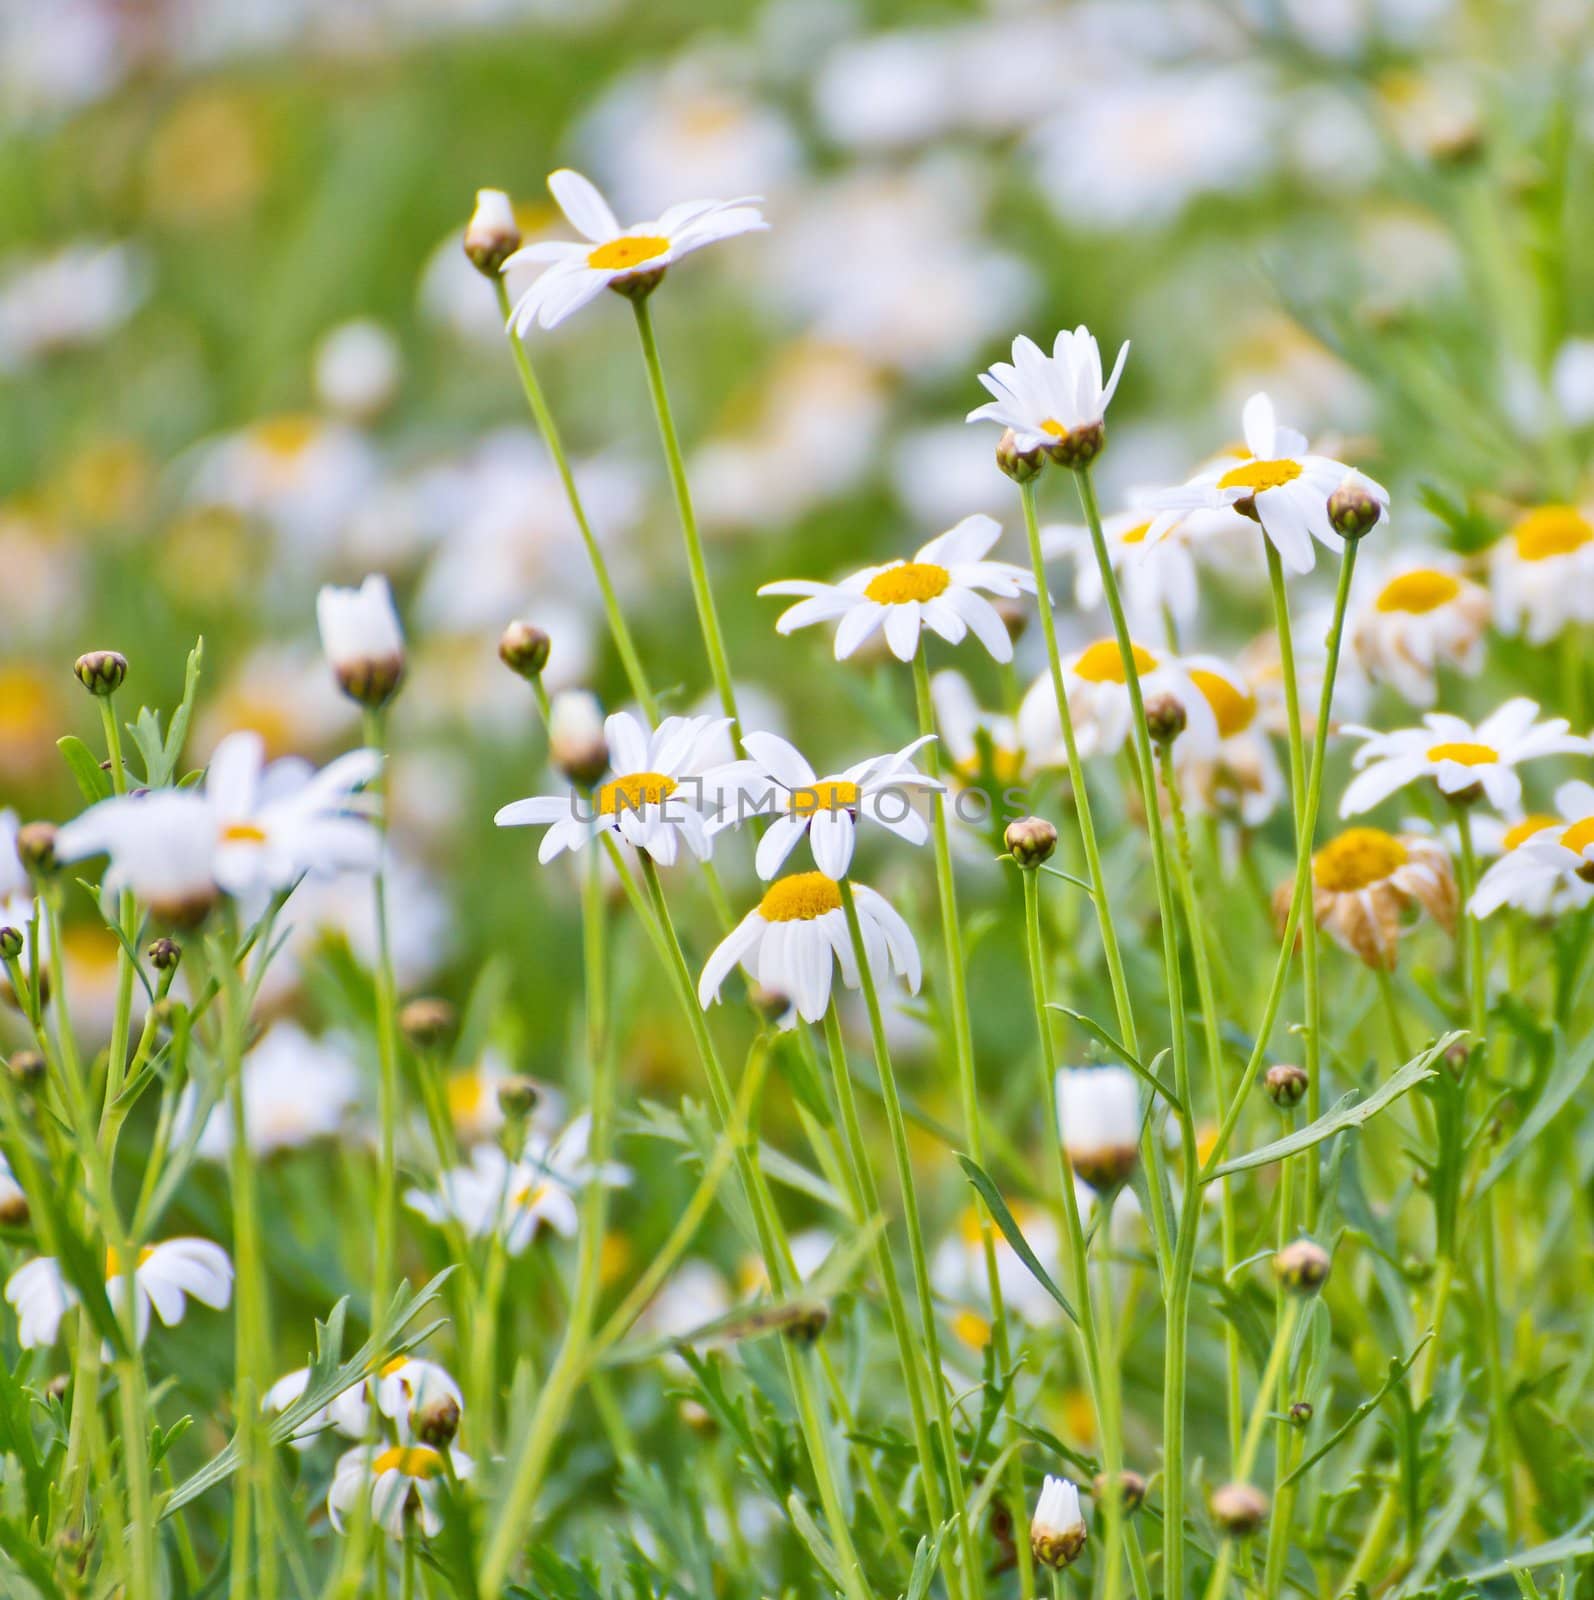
[631,296,739,737]
[365,707,402,1326]
[493,276,656,721]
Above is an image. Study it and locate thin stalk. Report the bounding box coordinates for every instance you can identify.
[631,297,739,736]
[492,276,656,720]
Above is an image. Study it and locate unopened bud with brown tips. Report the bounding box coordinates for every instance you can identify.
[1288,1401,1313,1428]
[15,823,57,878]
[1327,473,1388,541]
[996,428,1045,484]
[399,998,456,1052]
[74,650,127,696]
[0,1188,28,1227]
[8,1050,45,1086]
[498,621,551,682]
[147,937,181,972]
[1092,1470,1146,1514]
[1264,1063,1308,1108]
[1211,1482,1268,1537]
[0,926,21,962]
[1005,815,1057,869]
[549,691,609,789]
[413,1392,461,1448]
[496,1076,540,1120]
[464,189,522,278]
[1274,1238,1331,1294]
[1144,693,1187,746]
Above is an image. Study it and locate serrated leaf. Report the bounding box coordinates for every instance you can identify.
[957,1155,1076,1325]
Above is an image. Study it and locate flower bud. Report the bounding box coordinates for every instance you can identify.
[1273,1238,1332,1294]
[1093,1470,1147,1514]
[1326,473,1387,541]
[399,997,456,1052]
[413,1392,461,1448]
[15,823,57,878]
[45,1373,70,1403]
[996,428,1045,484]
[1210,1482,1268,1537]
[1442,1040,1471,1079]
[746,981,794,1024]
[0,1188,28,1227]
[316,577,406,711]
[8,1050,45,1086]
[147,937,181,972]
[1288,1401,1313,1429]
[498,621,552,682]
[1042,420,1105,470]
[0,926,21,962]
[549,690,609,789]
[1144,693,1187,746]
[464,189,522,278]
[74,650,127,697]
[1005,815,1057,869]
[1264,1063,1308,1109]
[496,1075,540,1120]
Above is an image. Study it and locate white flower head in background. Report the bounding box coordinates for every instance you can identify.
[1150,393,1387,573]
[1489,504,1594,646]
[967,327,1129,465]
[1340,699,1589,816]
[1347,547,1490,707]
[698,872,920,1025]
[188,1024,361,1160]
[313,319,402,421]
[328,1443,473,1539]
[1470,783,1594,919]
[1031,1474,1088,1569]
[1056,1066,1140,1191]
[1175,657,1285,827]
[1043,507,1199,631]
[263,1354,462,1451]
[316,575,406,710]
[504,169,765,333]
[495,711,729,866]
[760,514,1034,664]
[709,731,941,879]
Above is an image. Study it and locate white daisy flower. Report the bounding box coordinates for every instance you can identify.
[503,169,766,334]
[1340,699,1590,816]
[1056,1066,1140,1191]
[1031,1474,1088,1569]
[494,711,729,867]
[1489,504,1594,645]
[1149,393,1387,573]
[1470,782,1594,919]
[759,514,1034,665]
[1017,638,1218,766]
[931,670,1028,789]
[313,319,402,422]
[405,1113,629,1256]
[264,1366,371,1449]
[697,872,921,1026]
[1175,656,1286,826]
[1347,547,1490,707]
[708,731,940,879]
[264,1352,461,1451]
[5,1237,232,1349]
[328,1442,473,1539]
[316,575,406,708]
[0,809,47,978]
[1043,507,1200,633]
[967,327,1129,462]
[932,1202,1062,1332]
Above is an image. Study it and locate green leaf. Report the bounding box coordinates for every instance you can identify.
[957,1155,1076,1325]
[1282,1336,1431,1487]
[56,736,111,805]
[1465,1530,1594,1581]
[1205,1034,1460,1181]
[903,1522,956,1600]
[1049,1007,1184,1113]
[160,636,205,780]
[1474,1029,1594,1200]
[787,1493,847,1594]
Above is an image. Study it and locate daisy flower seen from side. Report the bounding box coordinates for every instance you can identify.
[967,328,1129,466]
[1174,656,1286,827]
[931,670,1027,791]
[1150,393,1387,573]
[317,575,406,709]
[1031,1475,1088,1569]
[759,514,1034,665]
[503,169,766,333]
[1347,547,1490,707]
[1291,826,1457,968]
[1340,699,1590,816]
[494,711,729,866]
[1489,504,1594,644]
[697,872,920,1025]
[708,731,940,879]
[1043,507,1200,633]
[329,1443,473,1539]
[1470,781,1594,918]
[1056,1065,1141,1191]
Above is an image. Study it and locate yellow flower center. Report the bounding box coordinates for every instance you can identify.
[951,1308,993,1351]
[1562,817,1594,855]
[1189,669,1256,739]
[587,235,670,272]
[1314,827,1409,892]
[371,1445,445,1480]
[791,780,860,817]
[596,771,677,815]
[863,562,952,605]
[1513,505,1593,561]
[757,872,843,923]
[1073,639,1158,684]
[378,1356,411,1379]
[1120,520,1153,545]
[105,1246,156,1277]
[510,1181,549,1210]
[446,1072,485,1125]
[954,747,1025,786]
[219,820,269,845]
[253,414,320,459]
[1426,741,1497,767]
[1375,569,1461,614]
[1502,814,1557,851]
[1039,418,1073,439]
[1217,458,1303,495]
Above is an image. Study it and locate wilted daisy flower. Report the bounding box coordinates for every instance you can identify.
[1031,1474,1088,1569]
[1175,657,1286,826]
[1341,699,1590,816]
[698,872,920,1025]
[5,1238,232,1348]
[1347,547,1490,706]
[967,327,1129,465]
[503,169,765,333]
[1019,638,1217,764]
[760,514,1034,664]
[708,731,940,879]
[1043,507,1200,632]
[1470,782,1594,918]
[329,1442,473,1539]
[1293,826,1457,968]
[317,575,406,710]
[495,711,729,866]
[406,1113,628,1255]
[1057,1066,1140,1191]
[1150,393,1387,573]
[1489,504,1594,645]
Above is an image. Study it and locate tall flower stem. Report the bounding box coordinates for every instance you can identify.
[1073,463,1198,1600]
[631,297,740,737]
[836,877,979,1598]
[1020,869,1129,1599]
[364,708,402,1327]
[493,277,656,721]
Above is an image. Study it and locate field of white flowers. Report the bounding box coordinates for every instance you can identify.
[2,2,1594,1597]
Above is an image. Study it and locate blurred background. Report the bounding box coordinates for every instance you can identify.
[3,0,1593,1225]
